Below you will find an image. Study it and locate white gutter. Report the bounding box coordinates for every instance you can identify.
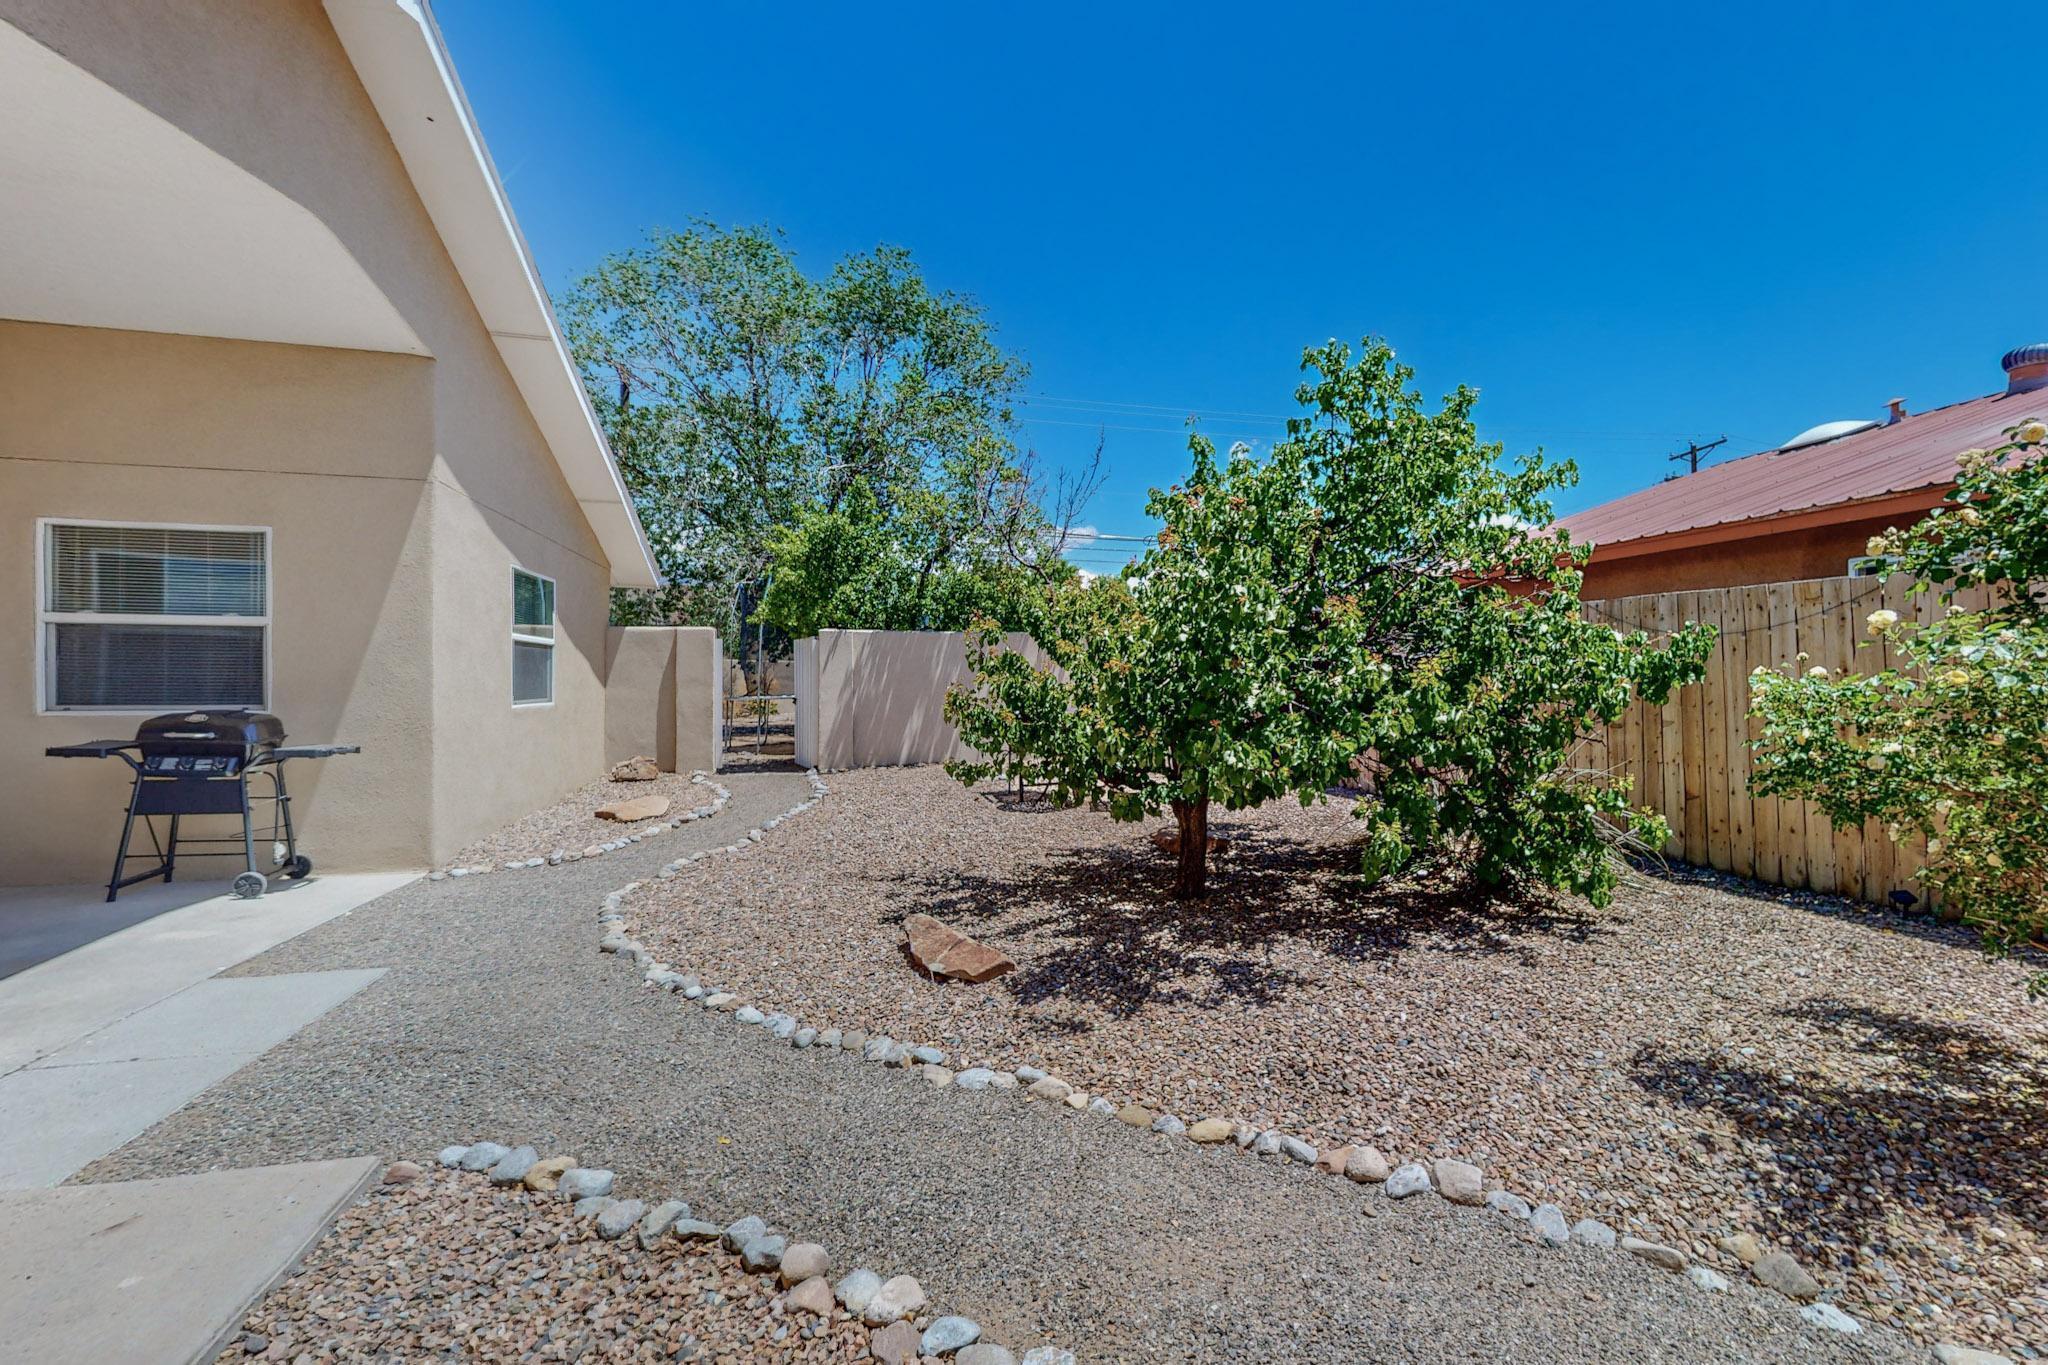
[322,0,661,588]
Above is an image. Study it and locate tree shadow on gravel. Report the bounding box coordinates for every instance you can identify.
[892,819,1612,1021]
[1629,998,2046,1272]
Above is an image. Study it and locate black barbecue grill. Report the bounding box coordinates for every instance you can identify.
[47,710,357,902]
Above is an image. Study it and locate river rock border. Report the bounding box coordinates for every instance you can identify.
[428,772,735,879]
[589,769,2012,1360]
[419,1137,1069,1363]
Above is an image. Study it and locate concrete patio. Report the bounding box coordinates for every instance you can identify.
[0,871,412,1365]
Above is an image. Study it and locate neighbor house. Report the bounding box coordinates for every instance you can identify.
[0,0,668,885]
[1557,343,2048,599]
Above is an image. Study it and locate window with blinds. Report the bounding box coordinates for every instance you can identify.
[40,521,269,711]
[512,567,555,705]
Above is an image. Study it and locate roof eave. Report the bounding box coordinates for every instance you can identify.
[321,0,662,590]
[1579,485,1952,563]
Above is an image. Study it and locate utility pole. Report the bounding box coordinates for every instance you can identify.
[1666,436,1728,480]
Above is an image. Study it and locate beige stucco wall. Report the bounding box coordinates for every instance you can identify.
[0,0,624,883]
[0,322,440,882]
[604,627,723,775]
[794,630,1045,772]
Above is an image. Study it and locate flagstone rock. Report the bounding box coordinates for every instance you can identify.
[1187,1118,1234,1143]
[1116,1103,1156,1128]
[595,795,669,822]
[609,755,659,781]
[903,913,1017,983]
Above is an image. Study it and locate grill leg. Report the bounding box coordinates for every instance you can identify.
[165,814,180,884]
[274,765,297,859]
[106,779,147,903]
[240,775,258,875]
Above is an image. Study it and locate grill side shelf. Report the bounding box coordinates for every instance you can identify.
[266,745,361,761]
[45,741,137,758]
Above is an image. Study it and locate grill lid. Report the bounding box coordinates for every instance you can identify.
[135,709,286,752]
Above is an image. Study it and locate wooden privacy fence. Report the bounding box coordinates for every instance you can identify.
[1576,573,1995,910]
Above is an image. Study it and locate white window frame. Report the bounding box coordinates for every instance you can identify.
[511,565,556,708]
[35,516,273,715]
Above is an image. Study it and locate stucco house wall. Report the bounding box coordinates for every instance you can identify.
[0,0,639,883]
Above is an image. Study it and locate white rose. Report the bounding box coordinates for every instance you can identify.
[1866,609,1899,633]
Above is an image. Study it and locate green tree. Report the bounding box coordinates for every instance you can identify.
[562,222,1029,649]
[1750,417,2048,993]
[946,338,1712,898]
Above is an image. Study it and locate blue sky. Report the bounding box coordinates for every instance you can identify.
[439,1,2046,572]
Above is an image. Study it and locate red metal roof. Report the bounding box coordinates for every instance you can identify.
[1555,389,2044,550]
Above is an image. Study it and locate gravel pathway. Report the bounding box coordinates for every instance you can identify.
[443,770,717,869]
[625,768,2045,1357]
[84,768,1923,1362]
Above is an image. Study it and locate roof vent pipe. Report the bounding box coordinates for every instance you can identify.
[2003,342,2048,395]
[1886,397,1907,424]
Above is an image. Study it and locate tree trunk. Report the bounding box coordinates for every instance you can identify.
[1171,797,1209,898]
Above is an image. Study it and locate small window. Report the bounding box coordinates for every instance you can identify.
[512,567,555,705]
[39,520,269,712]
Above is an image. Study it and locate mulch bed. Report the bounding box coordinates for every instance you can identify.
[444,771,710,868]
[217,1167,870,1363]
[631,766,2047,1356]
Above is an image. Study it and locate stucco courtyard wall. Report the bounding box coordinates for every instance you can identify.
[793,630,1045,772]
[604,627,723,775]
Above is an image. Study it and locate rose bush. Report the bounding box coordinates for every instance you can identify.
[1750,418,2047,994]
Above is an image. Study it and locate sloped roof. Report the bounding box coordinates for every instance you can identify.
[324,0,660,588]
[1556,389,2043,553]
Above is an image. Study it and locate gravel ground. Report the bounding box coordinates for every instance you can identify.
[625,768,2045,1357]
[444,771,714,868]
[214,1165,872,1363]
[84,768,1924,1362]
